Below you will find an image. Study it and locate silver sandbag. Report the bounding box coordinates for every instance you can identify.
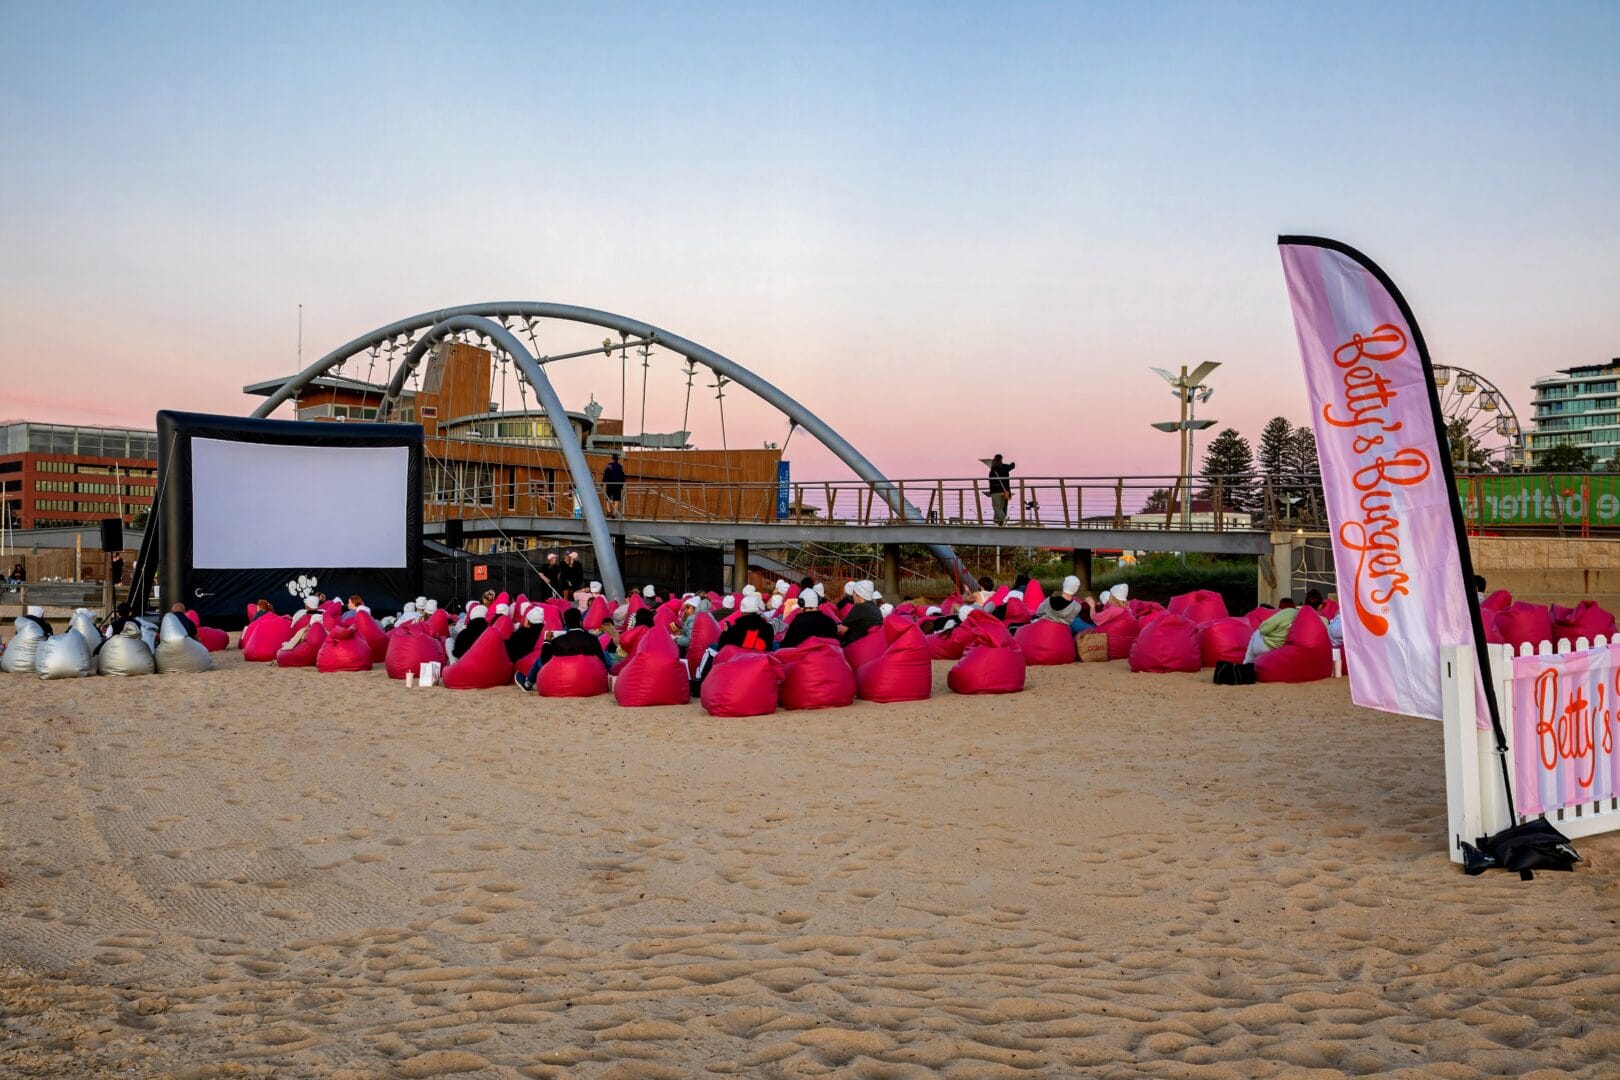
[2,619,46,674]
[154,613,213,674]
[98,624,156,677]
[69,608,102,656]
[36,631,95,680]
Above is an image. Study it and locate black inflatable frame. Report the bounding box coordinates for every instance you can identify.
[157,411,423,619]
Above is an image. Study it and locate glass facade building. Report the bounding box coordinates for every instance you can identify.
[0,421,159,528]
[1528,359,1620,466]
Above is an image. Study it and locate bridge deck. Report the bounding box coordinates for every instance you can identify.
[424,516,1274,556]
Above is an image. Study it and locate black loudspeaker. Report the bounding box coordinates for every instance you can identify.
[100,517,123,552]
[444,519,464,547]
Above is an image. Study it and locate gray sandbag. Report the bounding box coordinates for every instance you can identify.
[2,619,45,674]
[137,617,160,651]
[36,631,95,680]
[69,608,102,656]
[154,613,213,674]
[98,624,156,677]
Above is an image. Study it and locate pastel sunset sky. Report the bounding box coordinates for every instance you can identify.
[2,1,1616,481]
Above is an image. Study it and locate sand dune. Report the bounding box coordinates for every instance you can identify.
[2,648,1617,1078]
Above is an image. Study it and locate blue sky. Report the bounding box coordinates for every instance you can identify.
[3,1,1616,478]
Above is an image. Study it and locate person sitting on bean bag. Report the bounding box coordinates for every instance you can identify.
[505,606,547,664]
[691,594,775,690]
[1243,603,1299,664]
[1033,576,1088,627]
[839,581,883,643]
[514,607,611,691]
[780,589,838,648]
[1255,605,1334,683]
[450,604,489,661]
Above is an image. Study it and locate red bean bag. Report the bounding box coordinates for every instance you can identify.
[842,626,889,671]
[612,624,650,674]
[442,626,515,689]
[947,641,1026,695]
[1001,596,1031,627]
[385,625,448,679]
[353,609,390,663]
[276,622,326,667]
[927,624,970,660]
[1318,598,1340,621]
[1493,602,1554,652]
[1169,589,1228,624]
[777,637,856,710]
[855,618,933,703]
[700,649,783,717]
[1092,606,1141,661]
[990,586,1009,605]
[1013,619,1076,665]
[1198,617,1254,667]
[1551,600,1616,644]
[613,627,690,707]
[686,612,721,677]
[1128,599,1166,621]
[195,625,229,652]
[317,624,374,672]
[1129,613,1201,673]
[321,600,344,625]
[1244,606,1275,629]
[1480,589,1512,615]
[581,595,610,630]
[1023,579,1045,611]
[241,614,292,662]
[537,653,610,697]
[1255,607,1334,683]
[427,608,451,638]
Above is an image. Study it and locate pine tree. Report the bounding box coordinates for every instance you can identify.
[1257,416,1294,496]
[1288,425,1324,526]
[1199,427,1256,512]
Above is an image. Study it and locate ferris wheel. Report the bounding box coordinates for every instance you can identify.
[1431,364,1526,471]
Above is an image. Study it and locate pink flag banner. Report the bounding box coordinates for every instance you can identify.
[1278,237,1492,724]
[1511,644,1620,818]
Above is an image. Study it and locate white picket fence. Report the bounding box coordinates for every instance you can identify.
[1442,635,1620,864]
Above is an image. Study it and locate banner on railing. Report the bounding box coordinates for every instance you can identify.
[1512,642,1620,817]
[1278,237,1487,723]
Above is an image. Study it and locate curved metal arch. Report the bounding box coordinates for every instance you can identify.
[253,301,972,590]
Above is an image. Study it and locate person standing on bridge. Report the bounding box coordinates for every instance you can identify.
[987,454,1015,525]
[603,453,626,517]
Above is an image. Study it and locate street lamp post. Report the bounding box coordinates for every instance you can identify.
[1150,363,1220,533]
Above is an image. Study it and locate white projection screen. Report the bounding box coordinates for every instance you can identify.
[156,411,423,621]
[192,439,409,568]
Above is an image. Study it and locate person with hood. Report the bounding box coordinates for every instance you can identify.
[1034,576,1090,629]
[505,606,547,663]
[515,606,611,689]
[839,581,883,643]
[451,603,489,660]
[987,453,1016,525]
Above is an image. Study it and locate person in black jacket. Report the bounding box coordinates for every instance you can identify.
[451,604,489,659]
[987,454,1015,525]
[167,602,198,638]
[603,454,626,516]
[779,589,838,648]
[838,581,883,643]
[505,607,546,663]
[691,594,774,689]
[559,551,585,595]
[515,607,610,689]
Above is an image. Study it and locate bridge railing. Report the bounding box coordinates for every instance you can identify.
[421,474,1328,531]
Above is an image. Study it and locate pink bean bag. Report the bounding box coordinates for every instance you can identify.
[842,626,889,671]
[1244,606,1275,629]
[1001,596,1031,627]
[613,628,690,707]
[1128,599,1166,621]
[855,618,933,703]
[701,649,783,717]
[1493,602,1554,651]
[538,653,610,698]
[777,637,857,710]
[1013,619,1076,665]
[1198,617,1254,667]
[1480,589,1512,615]
[1129,613,1201,674]
[442,626,515,689]
[427,608,451,638]
[353,609,390,663]
[385,625,448,680]
[317,624,374,673]
[275,622,326,667]
[947,640,1026,695]
[1169,590,1228,624]
[1093,606,1141,661]
[582,595,610,630]
[1551,600,1616,644]
[927,624,971,661]
[1318,598,1340,621]
[241,614,292,662]
[686,612,721,677]
[321,600,344,625]
[1023,579,1045,611]
[1255,607,1334,683]
[195,626,229,652]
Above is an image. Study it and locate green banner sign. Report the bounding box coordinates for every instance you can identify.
[1459,474,1620,527]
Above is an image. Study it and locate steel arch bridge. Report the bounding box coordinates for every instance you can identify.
[255,302,969,601]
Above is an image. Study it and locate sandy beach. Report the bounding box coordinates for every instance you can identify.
[3,649,1618,1079]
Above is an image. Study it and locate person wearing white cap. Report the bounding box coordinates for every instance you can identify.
[720,594,736,612]
[879,603,894,618]
[773,579,790,596]
[642,584,658,602]
[424,598,439,614]
[1035,575,1092,630]
[21,604,52,635]
[838,580,882,643]
[451,603,489,660]
[589,580,603,595]
[505,606,547,663]
[1107,583,1129,606]
[780,587,838,647]
[395,601,420,627]
[560,550,584,594]
[691,592,775,689]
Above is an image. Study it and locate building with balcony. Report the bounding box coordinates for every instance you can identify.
[1528,358,1620,466]
[0,421,159,530]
